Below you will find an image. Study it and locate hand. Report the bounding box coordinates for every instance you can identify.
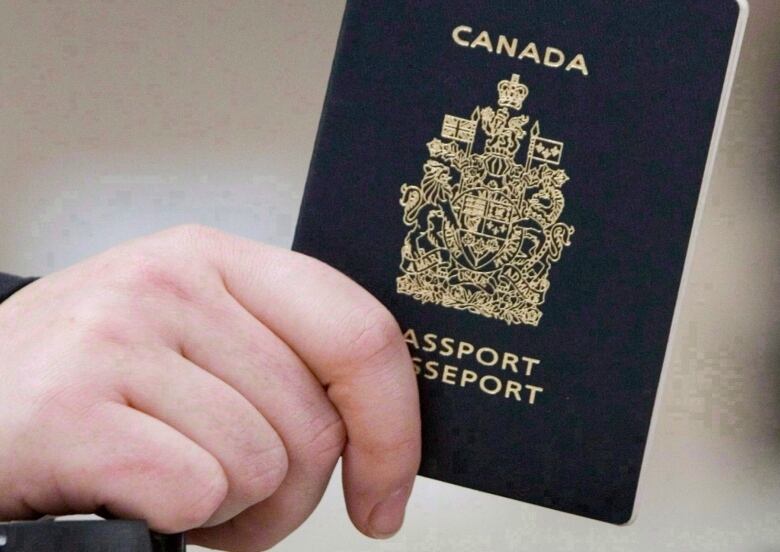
[0,225,420,550]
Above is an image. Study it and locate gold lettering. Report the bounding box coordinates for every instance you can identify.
[566,53,589,76]
[479,375,503,395]
[476,346,499,367]
[502,352,519,373]
[452,25,473,47]
[543,47,565,68]
[403,328,549,404]
[522,356,541,377]
[451,27,588,78]
[471,30,494,53]
[440,337,455,356]
[403,328,419,350]
[518,42,541,64]
[505,380,523,401]
[424,360,439,380]
[496,35,518,57]
[442,364,458,385]
[411,356,422,375]
[460,369,478,387]
[525,384,543,404]
[422,333,437,352]
[457,340,475,359]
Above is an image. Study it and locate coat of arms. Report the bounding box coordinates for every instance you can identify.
[397,74,574,326]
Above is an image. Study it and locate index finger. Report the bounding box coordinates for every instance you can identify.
[193,226,421,539]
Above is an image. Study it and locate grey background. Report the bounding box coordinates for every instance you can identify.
[1,2,778,550]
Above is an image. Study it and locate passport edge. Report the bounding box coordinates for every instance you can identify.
[625,0,750,528]
[291,1,352,253]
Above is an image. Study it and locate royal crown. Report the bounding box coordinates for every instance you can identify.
[497,74,529,111]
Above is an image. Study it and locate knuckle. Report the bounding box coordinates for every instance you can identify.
[94,442,228,532]
[303,414,347,466]
[68,298,132,350]
[235,439,289,502]
[99,249,195,305]
[122,254,182,294]
[341,305,403,367]
[173,468,229,530]
[365,432,421,471]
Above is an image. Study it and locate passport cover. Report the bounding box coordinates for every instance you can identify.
[293,0,747,524]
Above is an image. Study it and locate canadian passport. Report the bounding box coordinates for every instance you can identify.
[293,0,747,523]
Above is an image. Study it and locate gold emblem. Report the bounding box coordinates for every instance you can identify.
[397,74,574,326]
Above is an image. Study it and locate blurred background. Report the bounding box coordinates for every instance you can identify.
[0,1,778,550]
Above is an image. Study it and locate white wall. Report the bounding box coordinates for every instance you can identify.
[1,2,778,550]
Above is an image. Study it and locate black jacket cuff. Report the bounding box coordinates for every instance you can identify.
[0,272,39,304]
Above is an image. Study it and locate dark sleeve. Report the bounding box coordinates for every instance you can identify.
[0,272,39,304]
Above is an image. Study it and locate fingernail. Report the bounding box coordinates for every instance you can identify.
[368,485,411,539]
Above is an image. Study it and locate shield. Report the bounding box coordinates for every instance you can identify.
[446,187,523,271]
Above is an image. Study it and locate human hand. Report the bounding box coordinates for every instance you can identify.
[0,225,420,550]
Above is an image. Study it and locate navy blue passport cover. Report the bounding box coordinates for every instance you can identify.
[293,0,744,524]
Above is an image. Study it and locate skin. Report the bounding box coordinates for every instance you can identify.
[0,225,421,551]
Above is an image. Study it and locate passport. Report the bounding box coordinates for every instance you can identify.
[293,0,747,524]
